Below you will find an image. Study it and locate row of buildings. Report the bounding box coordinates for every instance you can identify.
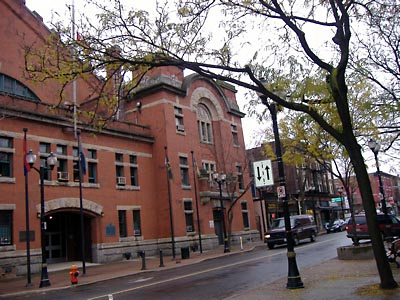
[1,0,399,278]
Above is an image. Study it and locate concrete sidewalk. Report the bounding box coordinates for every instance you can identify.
[1,241,400,299]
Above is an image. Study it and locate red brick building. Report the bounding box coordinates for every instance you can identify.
[0,0,257,276]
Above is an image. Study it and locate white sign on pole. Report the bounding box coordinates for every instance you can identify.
[253,160,274,187]
[277,186,286,198]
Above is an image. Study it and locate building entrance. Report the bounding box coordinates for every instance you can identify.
[44,211,92,263]
[213,209,224,245]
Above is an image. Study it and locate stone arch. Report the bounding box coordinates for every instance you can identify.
[191,87,224,121]
[36,198,103,216]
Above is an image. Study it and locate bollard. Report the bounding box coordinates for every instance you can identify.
[240,236,243,250]
[140,250,146,270]
[159,249,165,267]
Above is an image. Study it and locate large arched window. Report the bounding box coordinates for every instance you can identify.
[0,74,39,101]
[197,104,213,143]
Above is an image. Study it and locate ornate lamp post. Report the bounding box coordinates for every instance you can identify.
[337,186,344,219]
[368,139,388,218]
[26,150,57,288]
[213,172,230,253]
[257,80,303,289]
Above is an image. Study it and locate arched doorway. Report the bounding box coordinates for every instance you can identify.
[44,210,93,263]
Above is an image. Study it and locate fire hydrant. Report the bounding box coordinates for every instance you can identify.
[70,265,79,285]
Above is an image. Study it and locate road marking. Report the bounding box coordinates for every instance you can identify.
[131,277,153,283]
[87,238,339,299]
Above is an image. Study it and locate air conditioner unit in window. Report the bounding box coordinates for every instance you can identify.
[134,229,141,236]
[57,171,69,181]
[176,124,185,132]
[186,225,193,232]
[117,176,126,185]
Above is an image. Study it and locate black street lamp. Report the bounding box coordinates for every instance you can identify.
[368,139,388,218]
[257,82,303,289]
[337,186,345,219]
[213,172,230,253]
[26,150,57,288]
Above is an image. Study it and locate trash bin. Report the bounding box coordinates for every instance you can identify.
[181,247,190,259]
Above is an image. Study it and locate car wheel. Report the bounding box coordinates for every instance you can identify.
[310,232,316,242]
[267,243,275,249]
[293,236,299,246]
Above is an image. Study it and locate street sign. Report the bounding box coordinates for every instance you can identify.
[253,160,274,187]
[277,186,286,198]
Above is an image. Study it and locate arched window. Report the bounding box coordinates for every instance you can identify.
[197,104,213,143]
[0,74,39,101]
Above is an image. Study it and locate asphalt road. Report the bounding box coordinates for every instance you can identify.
[10,232,351,300]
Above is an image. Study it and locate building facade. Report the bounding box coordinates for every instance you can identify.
[340,172,400,216]
[0,0,257,276]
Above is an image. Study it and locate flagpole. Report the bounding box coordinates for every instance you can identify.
[77,131,86,274]
[191,151,203,253]
[72,0,77,139]
[164,146,176,259]
[23,128,32,286]
[71,0,84,273]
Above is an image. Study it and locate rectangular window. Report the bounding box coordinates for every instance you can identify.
[0,210,12,245]
[56,144,67,155]
[133,210,141,236]
[88,149,97,159]
[179,156,190,186]
[118,210,127,238]
[115,153,125,185]
[56,145,68,181]
[202,162,216,182]
[0,136,13,148]
[0,137,13,178]
[241,202,250,229]
[87,149,97,183]
[115,153,123,163]
[40,142,51,180]
[88,162,97,183]
[236,165,244,190]
[174,106,185,132]
[231,124,239,146]
[129,155,138,186]
[184,200,194,232]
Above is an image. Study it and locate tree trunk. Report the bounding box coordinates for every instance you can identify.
[346,137,398,289]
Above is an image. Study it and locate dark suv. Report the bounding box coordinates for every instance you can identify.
[346,214,400,243]
[264,215,317,249]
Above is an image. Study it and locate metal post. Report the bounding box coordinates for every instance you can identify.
[269,102,303,289]
[141,251,146,270]
[164,147,176,259]
[159,249,165,267]
[23,128,32,287]
[374,152,388,218]
[39,167,50,288]
[191,151,203,253]
[77,132,86,275]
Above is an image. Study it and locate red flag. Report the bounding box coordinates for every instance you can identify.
[23,130,30,175]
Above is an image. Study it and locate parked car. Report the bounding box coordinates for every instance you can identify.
[345,213,400,243]
[264,215,317,249]
[325,219,346,233]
